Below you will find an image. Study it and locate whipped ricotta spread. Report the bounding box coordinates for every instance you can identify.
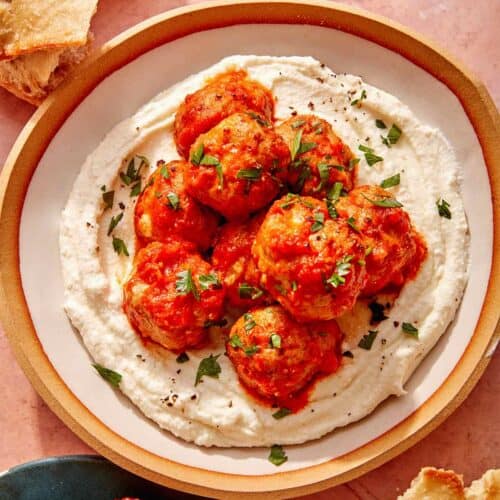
[60,56,469,447]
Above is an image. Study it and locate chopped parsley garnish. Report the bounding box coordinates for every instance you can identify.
[244,345,259,356]
[270,333,282,348]
[358,330,378,350]
[311,211,325,233]
[198,273,221,291]
[346,217,359,232]
[176,352,190,363]
[358,145,383,166]
[229,335,244,349]
[291,281,298,292]
[190,143,205,165]
[402,322,419,338]
[120,155,149,198]
[380,173,400,188]
[279,193,314,210]
[375,119,387,129]
[247,111,270,127]
[214,164,224,189]
[380,124,402,147]
[275,283,286,295]
[130,180,142,197]
[190,143,223,188]
[350,89,367,107]
[243,313,256,331]
[166,192,180,210]
[317,162,330,189]
[92,363,122,387]
[313,121,324,134]
[361,193,403,208]
[368,301,388,324]
[175,269,200,300]
[268,445,288,466]
[107,212,124,236]
[238,283,264,300]
[280,193,299,209]
[102,190,114,210]
[237,167,262,181]
[112,236,129,256]
[436,198,452,219]
[328,181,344,202]
[294,163,312,192]
[291,119,306,129]
[195,354,221,386]
[290,130,317,160]
[348,158,360,171]
[272,407,291,419]
[326,255,353,288]
[291,131,302,160]
[159,163,170,178]
[342,351,354,358]
[200,154,221,166]
[326,181,344,218]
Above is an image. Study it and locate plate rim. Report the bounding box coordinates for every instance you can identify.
[0,0,499,497]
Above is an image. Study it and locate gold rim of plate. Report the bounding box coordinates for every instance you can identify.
[0,1,499,497]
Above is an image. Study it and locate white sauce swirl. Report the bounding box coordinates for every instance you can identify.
[60,56,469,447]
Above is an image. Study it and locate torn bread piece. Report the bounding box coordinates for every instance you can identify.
[0,38,92,105]
[0,0,98,59]
[398,467,466,500]
[466,469,500,500]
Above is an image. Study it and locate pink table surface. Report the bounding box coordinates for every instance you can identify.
[0,1,498,498]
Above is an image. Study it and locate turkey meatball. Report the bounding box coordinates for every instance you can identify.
[252,195,367,321]
[134,160,219,251]
[211,212,270,309]
[174,70,275,158]
[276,115,355,197]
[226,305,342,406]
[186,112,290,220]
[336,185,427,296]
[123,240,225,351]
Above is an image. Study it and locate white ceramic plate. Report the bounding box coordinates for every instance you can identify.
[1,2,498,496]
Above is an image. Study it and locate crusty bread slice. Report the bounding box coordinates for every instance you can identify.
[466,469,500,500]
[0,0,98,59]
[0,37,92,105]
[398,467,466,500]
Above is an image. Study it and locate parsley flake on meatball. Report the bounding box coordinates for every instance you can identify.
[276,114,356,197]
[252,195,367,321]
[186,112,290,220]
[226,305,343,406]
[336,185,427,296]
[123,240,225,351]
[174,70,275,158]
[211,211,270,309]
[134,160,219,251]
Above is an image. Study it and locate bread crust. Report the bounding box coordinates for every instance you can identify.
[0,37,92,106]
[0,0,98,59]
[399,467,465,499]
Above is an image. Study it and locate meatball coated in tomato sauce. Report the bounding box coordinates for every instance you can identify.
[186,112,290,220]
[174,70,275,158]
[134,160,219,251]
[226,305,342,407]
[252,195,367,322]
[276,115,355,197]
[336,185,427,296]
[211,212,270,309]
[123,241,225,351]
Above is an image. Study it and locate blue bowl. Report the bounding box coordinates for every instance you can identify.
[0,455,206,500]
